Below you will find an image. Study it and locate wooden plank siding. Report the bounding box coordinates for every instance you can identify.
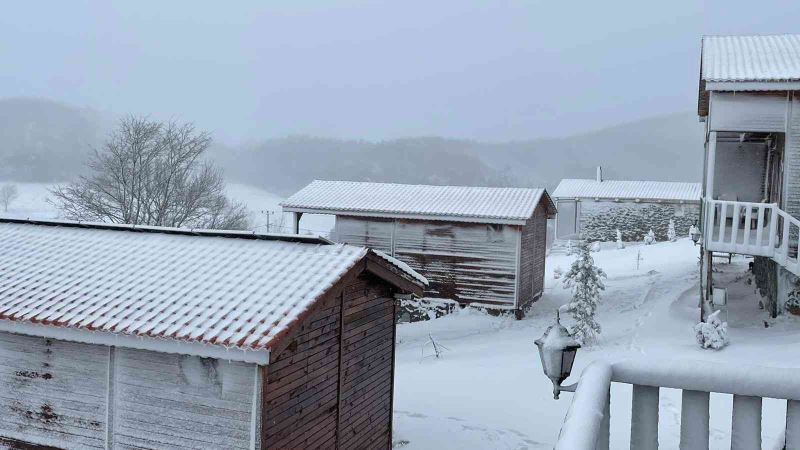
[113,349,256,450]
[335,216,521,309]
[517,202,548,312]
[0,333,108,450]
[262,271,397,450]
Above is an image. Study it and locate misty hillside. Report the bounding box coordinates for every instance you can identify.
[0,98,107,181]
[0,98,704,195]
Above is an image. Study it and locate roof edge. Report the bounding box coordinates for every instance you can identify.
[0,319,270,364]
[0,217,333,245]
[281,207,529,225]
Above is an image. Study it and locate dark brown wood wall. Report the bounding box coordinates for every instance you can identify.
[517,203,548,311]
[262,270,396,450]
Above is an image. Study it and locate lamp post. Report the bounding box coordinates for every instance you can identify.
[535,312,581,399]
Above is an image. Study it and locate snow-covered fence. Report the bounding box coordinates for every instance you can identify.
[555,358,800,449]
[704,199,800,276]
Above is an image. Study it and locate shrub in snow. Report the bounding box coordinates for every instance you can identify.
[590,241,601,252]
[667,219,677,242]
[553,266,563,279]
[397,297,457,323]
[694,310,729,350]
[643,229,656,245]
[565,240,574,256]
[615,229,625,249]
[689,224,699,239]
[562,240,607,344]
[785,292,800,315]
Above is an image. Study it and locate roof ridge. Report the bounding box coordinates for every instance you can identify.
[0,217,333,245]
[309,179,544,191]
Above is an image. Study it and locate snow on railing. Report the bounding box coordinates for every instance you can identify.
[555,359,800,450]
[704,198,800,276]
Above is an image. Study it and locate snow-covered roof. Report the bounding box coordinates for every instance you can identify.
[0,218,424,360]
[552,179,701,202]
[281,180,555,225]
[702,34,800,87]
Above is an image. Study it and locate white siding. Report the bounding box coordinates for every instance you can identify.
[786,94,800,219]
[709,92,787,132]
[335,215,394,253]
[113,348,255,450]
[0,332,108,449]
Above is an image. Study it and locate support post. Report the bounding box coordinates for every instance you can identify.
[731,395,761,450]
[706,131,717,200]
[630,385,659,450]
[786,399,800,449]
[679,390,709,450]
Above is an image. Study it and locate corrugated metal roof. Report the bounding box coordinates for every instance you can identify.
[702,34,800,82]
[0,220,422,351]
[281,180,553,224]
[551,179,701,202]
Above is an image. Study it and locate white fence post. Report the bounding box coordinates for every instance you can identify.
[596,388,610,450]
[786,400,800,449]
[680,390,709,450]
[630,385,659,450]
[731,395,761,450]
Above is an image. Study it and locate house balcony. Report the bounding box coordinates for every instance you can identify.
[703,198,800,276]
[555,359,800,450]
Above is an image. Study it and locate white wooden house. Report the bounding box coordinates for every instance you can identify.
[552,167,701,242]
[0,218,424,449]
[698,34,800,318]
[281,180,556,318]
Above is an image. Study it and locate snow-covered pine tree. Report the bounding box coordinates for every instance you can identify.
[643,229,655,245]
[667,219,677,242]
[562,240,607,344]
[615,229,625,249]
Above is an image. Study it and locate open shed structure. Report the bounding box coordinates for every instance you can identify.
[0,218,424,450]
[281,180,556,317]
[552,168,701,242]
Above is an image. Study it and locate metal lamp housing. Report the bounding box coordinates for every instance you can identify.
[535,317,581,399]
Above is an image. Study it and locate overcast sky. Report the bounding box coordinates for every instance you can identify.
[1,1,799,143]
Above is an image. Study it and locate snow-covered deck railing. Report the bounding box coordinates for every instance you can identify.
[555,359,800,449]
[704,199,800,276]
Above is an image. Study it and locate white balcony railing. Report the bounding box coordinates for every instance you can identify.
[555,359,800,450]
[704,199,800,276]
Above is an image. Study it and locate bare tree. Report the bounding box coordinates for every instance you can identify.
[0,184,18,212]
[51,116,249,230]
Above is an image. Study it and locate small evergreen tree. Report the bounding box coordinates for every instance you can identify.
[562,240,607,344]
[615,229,625,249]
[667,219,677,242]
[643,229,656,245]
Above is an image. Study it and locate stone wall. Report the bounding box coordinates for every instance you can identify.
[579,200,700,242]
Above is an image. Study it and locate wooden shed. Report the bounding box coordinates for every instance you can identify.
[281,180,556,318]
[0,218,425,450]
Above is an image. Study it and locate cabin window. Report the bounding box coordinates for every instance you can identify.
[487,224,505,243]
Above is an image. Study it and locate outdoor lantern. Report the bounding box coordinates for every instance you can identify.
[690,225,702,245]
[535,312,581,399]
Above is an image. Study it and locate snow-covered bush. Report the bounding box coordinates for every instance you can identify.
[694,310,729,350]
[615,229,625,249]
[565,240,574,256]
[590,241,601,253]
[667,219,677,242]
[562,240,607,344]
[643,229,656,245]
[785,292,800,315]
[397,297,457,323]
[553,266,563,279]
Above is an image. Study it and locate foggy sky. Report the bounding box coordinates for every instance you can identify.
[2,1,799,143]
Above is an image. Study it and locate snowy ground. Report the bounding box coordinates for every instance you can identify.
[393,238,799,449]
[0,181,335,236]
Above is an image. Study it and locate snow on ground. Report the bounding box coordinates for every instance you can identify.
[394,238,797,449]
[0,181,336,236]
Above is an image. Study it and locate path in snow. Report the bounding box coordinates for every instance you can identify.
[394,238,795,449]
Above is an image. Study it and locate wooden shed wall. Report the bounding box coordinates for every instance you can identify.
[335,216,520,309]
[0,333,108,449]
[262,270,397,450]
[0,332,258,450]
[517,203,548,310]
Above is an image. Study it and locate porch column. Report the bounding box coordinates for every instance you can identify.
[705,131,717,199]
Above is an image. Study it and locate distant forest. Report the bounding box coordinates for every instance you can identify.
[0,98,704,195]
